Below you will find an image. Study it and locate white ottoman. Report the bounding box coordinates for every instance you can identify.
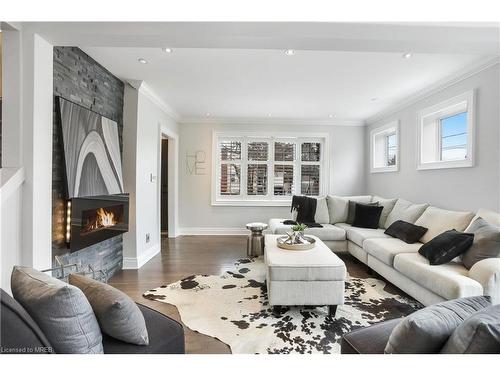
[265,234,346,316]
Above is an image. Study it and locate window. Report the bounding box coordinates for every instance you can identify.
[417,90,474,170]
[213,133,328,205]
[370,121,399,173]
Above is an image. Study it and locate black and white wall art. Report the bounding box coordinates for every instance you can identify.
[58,96,124,198]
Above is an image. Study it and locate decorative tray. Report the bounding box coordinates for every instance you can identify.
[276,235,316,251]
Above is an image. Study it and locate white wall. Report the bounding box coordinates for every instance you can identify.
[366,63,500,212]
[122,84,179,268]
[1,27,53,293]
[178,122,366,232]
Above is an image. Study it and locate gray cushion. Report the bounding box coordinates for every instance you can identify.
[463,217,500,269]
[69,273,149,345]
[372,196,397,228]
[441,304,500,354]
[11,266,103,354]
[384,296,491,354]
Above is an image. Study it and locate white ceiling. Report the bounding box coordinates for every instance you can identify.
[26,22,500,122]
[82,47,487,121]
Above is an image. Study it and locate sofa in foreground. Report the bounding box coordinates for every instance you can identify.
[1,265,185,354]
[269,195,500,306]
[341,296,500,354]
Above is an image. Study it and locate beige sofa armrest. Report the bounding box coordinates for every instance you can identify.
[468,258,500,305]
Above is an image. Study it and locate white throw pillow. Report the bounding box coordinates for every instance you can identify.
[373,196,398,229]
[327,195,372,224]
[314,197,330,224]
[384,199,429,229]
[415,206,475,243]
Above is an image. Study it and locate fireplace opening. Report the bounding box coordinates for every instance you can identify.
[81,204,124,235]
[67,194,129,252]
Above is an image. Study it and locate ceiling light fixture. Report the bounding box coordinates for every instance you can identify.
[206,112,211,117]
[162,48,173,53]
[371,97,378,102]
[138,58,148,64]
[267,113,272,117]
[284,49,295,56]
[329,114,335,118]
[402,52,412,59]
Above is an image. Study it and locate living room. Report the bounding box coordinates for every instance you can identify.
[1,0,500,372]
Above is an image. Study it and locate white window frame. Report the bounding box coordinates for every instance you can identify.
[370,120,400,173]
[212,131,329,206]
[417,90,475,170]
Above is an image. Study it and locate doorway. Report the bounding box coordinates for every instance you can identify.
[160,138,169,236]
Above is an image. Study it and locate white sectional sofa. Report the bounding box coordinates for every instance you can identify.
[268,195,500,306]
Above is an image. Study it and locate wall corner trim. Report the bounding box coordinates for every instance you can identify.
[136,83,181,122]
[366,56,500,124]
[122,243,160,269]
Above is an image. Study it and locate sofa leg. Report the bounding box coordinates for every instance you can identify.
[328,305,337,317]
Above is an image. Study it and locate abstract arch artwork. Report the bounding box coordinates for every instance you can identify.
[58,96,124,198]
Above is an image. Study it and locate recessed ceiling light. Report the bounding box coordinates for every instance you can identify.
[402,52,412,59]
[138,58,148,64]
[284,49,295,56]
[329,114,335,118]
[267,113,272,117]
[162,48,173,53]
[206,112,211,117]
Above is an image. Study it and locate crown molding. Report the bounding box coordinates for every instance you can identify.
[178,117,365,127]
[134,82,181,122]
[366,56,500,124]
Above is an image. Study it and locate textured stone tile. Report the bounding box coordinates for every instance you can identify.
[52,47,125,279]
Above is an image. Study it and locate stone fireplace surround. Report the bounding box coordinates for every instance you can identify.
[52,47,125,277]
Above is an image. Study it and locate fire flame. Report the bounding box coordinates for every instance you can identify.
[83,207,118,233]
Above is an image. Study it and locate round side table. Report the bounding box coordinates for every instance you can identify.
[246,222,268,257]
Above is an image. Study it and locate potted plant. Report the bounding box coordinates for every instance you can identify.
[291,223,308,243]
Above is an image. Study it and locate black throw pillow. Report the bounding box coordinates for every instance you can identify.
[352,203,384,229]
[418,230,475,265]
[385,220,428,244]
[347,201,379,224]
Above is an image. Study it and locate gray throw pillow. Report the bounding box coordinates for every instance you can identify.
[11,266,103,354]
[463,217,500,269]
[441,304,500,354]
[346,200,379,225]
[384,296,491,354]
[69,273,149,345]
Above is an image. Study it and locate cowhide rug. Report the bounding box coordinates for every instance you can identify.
[143,257,422,354]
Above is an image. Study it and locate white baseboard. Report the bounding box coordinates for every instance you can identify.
[122,244,160,269]
[178,227,249,236]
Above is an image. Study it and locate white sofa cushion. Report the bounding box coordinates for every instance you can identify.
[327,195,372,224]
[468,258,500,305]
[344,226,390,247]
[393,253,483,300]
[364,238,422,266]
[268,219,346,241]
[384,199,429,229]
[315,196,330,224]
[414,206,474,243]
[373,196,398,228]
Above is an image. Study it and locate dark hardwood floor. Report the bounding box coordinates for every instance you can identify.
[108,235,397,354]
